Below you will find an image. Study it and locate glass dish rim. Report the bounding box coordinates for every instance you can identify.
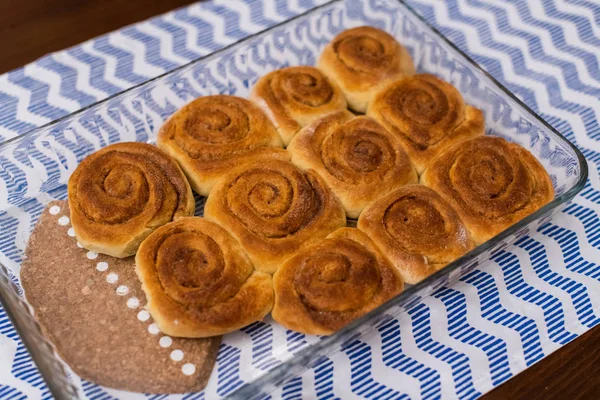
[0,0,589,398]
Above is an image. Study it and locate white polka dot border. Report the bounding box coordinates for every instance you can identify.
[106,273,118,284]
[137,310,150,322]
[116,285,129,296]
[170,349,184,362]
[62,216,196,378]
[182,363,196,376]
[159,336,172,348]
[58,212,192,376]
[96,262,108,272]
[148,323,160,335]
[127,297,140,309]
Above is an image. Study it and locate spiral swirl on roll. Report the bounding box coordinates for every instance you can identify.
[135,217,274,337]
[367,74,484,174]
[204,159,346,274]
[358,185,474,284]
[318,26,415,113]
[421,136,554,244]
[272,228,403,335]
[288,111,417,218]
[250,66,347,146]
[68,142,195,258]
[157,95,286,196]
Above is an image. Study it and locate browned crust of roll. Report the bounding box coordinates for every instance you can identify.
[288,111,417,218]
[68,142,195,258]
[135,217,274,338]
[421,136,554,244]
[272,227,403,335]
[250,66,347,146]
[367,74,485,174]
[157,95,285,196]
[357,184,474,284]
[204,158,346,274]
[318,26,415,113]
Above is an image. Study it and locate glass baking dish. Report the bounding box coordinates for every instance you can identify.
[0,0,587,398]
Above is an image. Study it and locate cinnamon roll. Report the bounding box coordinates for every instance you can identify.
[367,74,485,174]
[318,26,415,113]
[358,184,474,284]
[136,217,274,337]
[272,227,403,335]
[68,142,195,258]
[287,111,417,218]
[250,66,347,146]
[204,159,346,274]
[157,95,286,196]
[421,136,554,244]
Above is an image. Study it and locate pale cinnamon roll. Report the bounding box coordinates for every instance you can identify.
[157,95,286,196]
[250,66,347,146]
[68,142,195,258]
[136,217,274,338]
[204,159,346,274]
[287,111,417,218]
[272,227,403,335]
[421,136,554,244]
[318,26,415,112]
[358,184,474,284]
[367,74,485,174]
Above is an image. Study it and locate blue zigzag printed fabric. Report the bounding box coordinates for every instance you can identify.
[1,0,600,399]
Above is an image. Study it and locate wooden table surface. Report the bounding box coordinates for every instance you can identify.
[0,0,598,398]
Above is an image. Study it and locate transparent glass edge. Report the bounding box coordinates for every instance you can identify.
[231,195,575,400]
[229,0,590,397]
[0,263,79,399]
[0,0,589,398]
[397,0,588,189]
[0,0,339,154]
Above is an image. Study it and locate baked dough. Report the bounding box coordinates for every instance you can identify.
[421,136,554,244]
[318,26,415,112]
[367,74,485,174]
[157,95,285,196]
[68,142,195,258]
[204,158,346,274]
[288,110,417,218]
[135,217,274,338]
[272,228,403,335]
[358,184,474,284]
[250,66,347,146]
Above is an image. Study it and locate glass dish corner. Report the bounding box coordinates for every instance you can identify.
[0,0,588,399]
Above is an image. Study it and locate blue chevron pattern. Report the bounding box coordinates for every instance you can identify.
[1,0,600,399]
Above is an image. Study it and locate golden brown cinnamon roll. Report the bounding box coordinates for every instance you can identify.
[272,228,403,335]
[157,95,286,196]
[358,184,474,284]
[318,26,415,113]
[250,66,347,146]
[204,159,346,274]
[136,217,273,338]
[287,111,417,218]
[367,74,485,174]
[68,142,195,258]
[421,136,554,244]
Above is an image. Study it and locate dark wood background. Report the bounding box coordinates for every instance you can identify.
[0,0,598,398]
[0,0,197,73]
